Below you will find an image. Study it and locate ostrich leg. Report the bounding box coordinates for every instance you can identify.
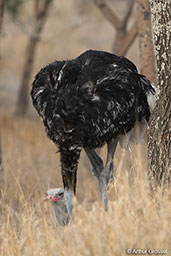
[98,138,118,210]
[84,147,107,209]
[60,148,81,218]
[84,138,118,210]
[104,138,119,185]
[84,148,104,177]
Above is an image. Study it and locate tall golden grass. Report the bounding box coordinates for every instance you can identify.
[0,110,170,256]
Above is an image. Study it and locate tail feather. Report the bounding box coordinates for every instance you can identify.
[119,75,158,151]
[139,74,158,111]
[119,119,148,150]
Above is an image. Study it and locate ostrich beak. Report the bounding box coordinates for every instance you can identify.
[44,195,52,201]
[45,195,61,202]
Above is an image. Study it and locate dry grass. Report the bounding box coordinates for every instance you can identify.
[0,110,171,256]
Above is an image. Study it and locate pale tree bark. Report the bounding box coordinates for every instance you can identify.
[92,0,138,56]
[16,0,53,116]
[148,0,171,189]
[137,0,156,84]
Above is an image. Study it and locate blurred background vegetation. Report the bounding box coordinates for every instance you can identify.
[0,0,141,113]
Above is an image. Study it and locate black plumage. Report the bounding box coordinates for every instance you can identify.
[31,50,155,220]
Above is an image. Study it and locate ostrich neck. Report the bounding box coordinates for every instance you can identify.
[52,200,70,226]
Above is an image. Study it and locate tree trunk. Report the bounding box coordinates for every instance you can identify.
[113,22,137,56]
[112,0,137,56]
[0,1,4,173]
[17,0,53,116]
[0,0,3,33]
[92,0,138,57]
[147,0,171,189]
[17,35,39,115]
[0,135,2,170]
[137,0,156,84]
[0,0,4,60]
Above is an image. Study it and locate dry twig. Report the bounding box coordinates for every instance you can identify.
[92,0,137,56]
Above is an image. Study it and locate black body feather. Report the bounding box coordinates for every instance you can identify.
[31,50,155,193]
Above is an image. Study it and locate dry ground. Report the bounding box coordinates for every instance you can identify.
[0,110,170,256]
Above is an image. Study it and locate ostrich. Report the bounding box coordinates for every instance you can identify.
[31,50,156,225]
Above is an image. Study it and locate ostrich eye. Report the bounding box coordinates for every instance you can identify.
[58,192,64,196]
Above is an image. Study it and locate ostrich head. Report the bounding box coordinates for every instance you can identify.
[46,188,71,225]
